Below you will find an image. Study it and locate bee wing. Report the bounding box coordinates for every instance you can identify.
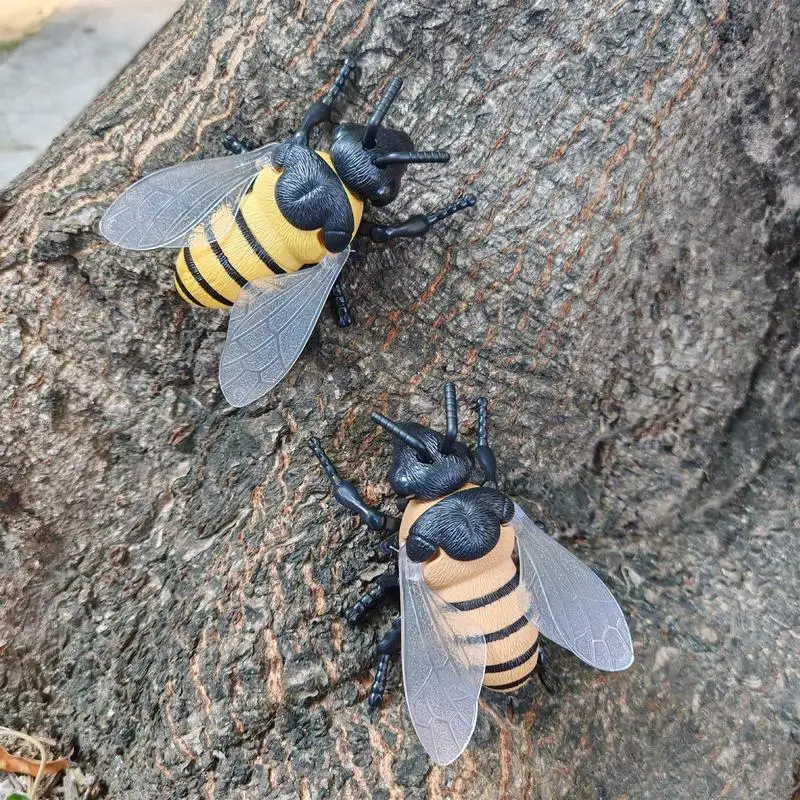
[218,249,349,407]
[399,545,487,766]
[99,143,278,250]
[513,504,634,671]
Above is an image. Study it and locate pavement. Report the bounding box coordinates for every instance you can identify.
[0,0,184,188]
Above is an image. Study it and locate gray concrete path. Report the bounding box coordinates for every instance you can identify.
[0,0,184,187]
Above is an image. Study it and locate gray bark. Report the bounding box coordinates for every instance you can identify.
[1,1,798,798]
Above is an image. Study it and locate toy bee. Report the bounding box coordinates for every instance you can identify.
[100,58,475,406]
[309,385,634,765]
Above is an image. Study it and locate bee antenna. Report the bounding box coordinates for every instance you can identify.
[440,383,458,454]
[372,150,450,168]
[362,77,403,150]
[371,411,433,463]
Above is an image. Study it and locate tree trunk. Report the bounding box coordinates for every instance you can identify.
[1,1,798,798]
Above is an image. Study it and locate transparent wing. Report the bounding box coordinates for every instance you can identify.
[399,545,486,766]
[514,504,634,671]
[99,143,278,250]
[218,250,349,407]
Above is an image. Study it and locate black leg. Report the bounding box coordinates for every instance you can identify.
[368,616,402,719]
[357,194,476,244]
[308,437,399,532]
[534,644,557,695]
[222,134,252,155]
[329,277,352,327]
[345,571,399,624]
[474,397,498,487]
[505,694,524,718]
[377,532,399,559]
[349,237,367,264]
[292,57,357,146]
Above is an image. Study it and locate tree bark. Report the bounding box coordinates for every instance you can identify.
[1,1,798,798]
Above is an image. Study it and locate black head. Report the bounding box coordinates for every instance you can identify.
[331,77,450,206]
[372,385,472,501]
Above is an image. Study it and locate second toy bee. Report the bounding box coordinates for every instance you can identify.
[100,58,475,406]
[310,385,634,765]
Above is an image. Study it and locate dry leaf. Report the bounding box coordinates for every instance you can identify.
[0,745,69,777]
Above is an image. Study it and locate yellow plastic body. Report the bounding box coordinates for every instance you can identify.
[399,485,540,691]
[174,152,364,309]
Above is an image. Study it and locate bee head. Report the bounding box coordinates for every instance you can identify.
[372,385,473,501]
[331,77,450,207]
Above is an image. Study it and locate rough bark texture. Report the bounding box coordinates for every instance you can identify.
[1,1,798,798]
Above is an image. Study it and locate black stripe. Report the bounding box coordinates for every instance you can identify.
[183,248,233,306]
[175,270,203,307]
[449,568,521,612]
[234,210,286,274]
[485,640,539,674]
[468,613,529,644]
[210,240,247,288]
[487,672,534,692]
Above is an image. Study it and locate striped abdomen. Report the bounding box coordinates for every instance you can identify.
[447,557,540,692]
[400,494,540,693]
[174,153,363,309]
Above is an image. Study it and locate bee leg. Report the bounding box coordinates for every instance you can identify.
[222,134,253,154]
[308,436,400,533]
[368,616,402,720]
[534,645,558,695]
[474,397,498,487]
[357,194,477,243]
[349,237,367,263]
[329,277,352,327]
[505,694,524,718]
[293,57,357,146]
[321,56,357,107]
[377,531,399,559]
[344,572,399,624]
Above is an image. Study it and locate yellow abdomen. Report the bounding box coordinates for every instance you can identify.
[399,488,540,692]
[174,152,364,309]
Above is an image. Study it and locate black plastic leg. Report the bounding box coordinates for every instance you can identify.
[222,134,251,155]
[308,437,399,532]
[345,572,399,624]
[534,644,557,695]
[474,397,498,487]
[505,694,524,718]
[321,56,357,106]
[376,532,399,560]
[368,616,402,719]
[329,277,352,327]
[349,237,367,263]
[292,57,357,146]
[358,194,476,244]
